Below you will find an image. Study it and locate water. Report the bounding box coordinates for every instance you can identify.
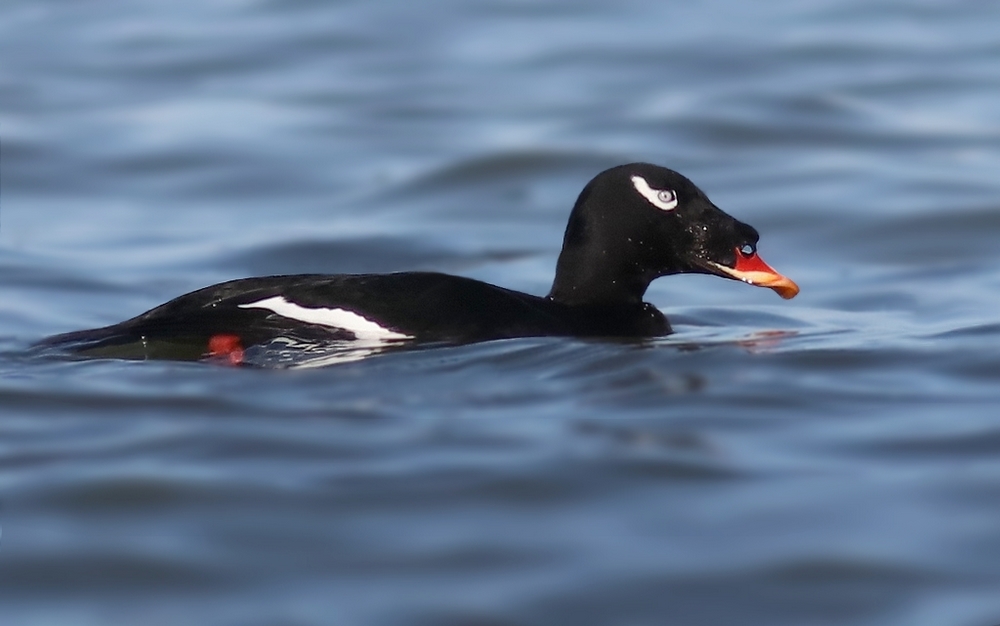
[3,0,1000,624]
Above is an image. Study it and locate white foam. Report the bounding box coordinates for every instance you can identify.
[242,336,391,369]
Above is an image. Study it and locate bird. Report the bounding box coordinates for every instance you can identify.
[39,163,798,365]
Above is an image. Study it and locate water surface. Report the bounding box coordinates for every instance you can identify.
[3,1,1000,624]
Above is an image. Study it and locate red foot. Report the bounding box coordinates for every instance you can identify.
[207,334,244,365]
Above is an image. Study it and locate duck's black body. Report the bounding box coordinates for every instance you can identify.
[40,163,798,364]
[46,272,670,360]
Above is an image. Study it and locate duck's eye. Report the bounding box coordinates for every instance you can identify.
[631,175,679,212]
[740,244,756,256]
[657,190,676,204]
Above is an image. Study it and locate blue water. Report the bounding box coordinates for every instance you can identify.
[4,1,1000,624]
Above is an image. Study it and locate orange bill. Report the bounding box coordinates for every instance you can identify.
[708,248,800,299]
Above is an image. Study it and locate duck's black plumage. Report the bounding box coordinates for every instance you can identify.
[40,163,798,363]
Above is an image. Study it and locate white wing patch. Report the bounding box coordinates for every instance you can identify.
[237,296,412,341]
[631,175,679,212]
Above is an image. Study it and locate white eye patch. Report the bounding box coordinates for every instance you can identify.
[631,175,679,212]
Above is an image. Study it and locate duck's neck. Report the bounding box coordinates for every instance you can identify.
[547,243,652,306]
[547,181,665,307]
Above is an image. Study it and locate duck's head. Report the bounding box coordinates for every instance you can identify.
[549,163,799,306]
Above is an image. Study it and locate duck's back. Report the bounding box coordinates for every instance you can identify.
[39,271,671,361]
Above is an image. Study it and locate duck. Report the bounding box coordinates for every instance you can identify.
[39,163,798,364]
